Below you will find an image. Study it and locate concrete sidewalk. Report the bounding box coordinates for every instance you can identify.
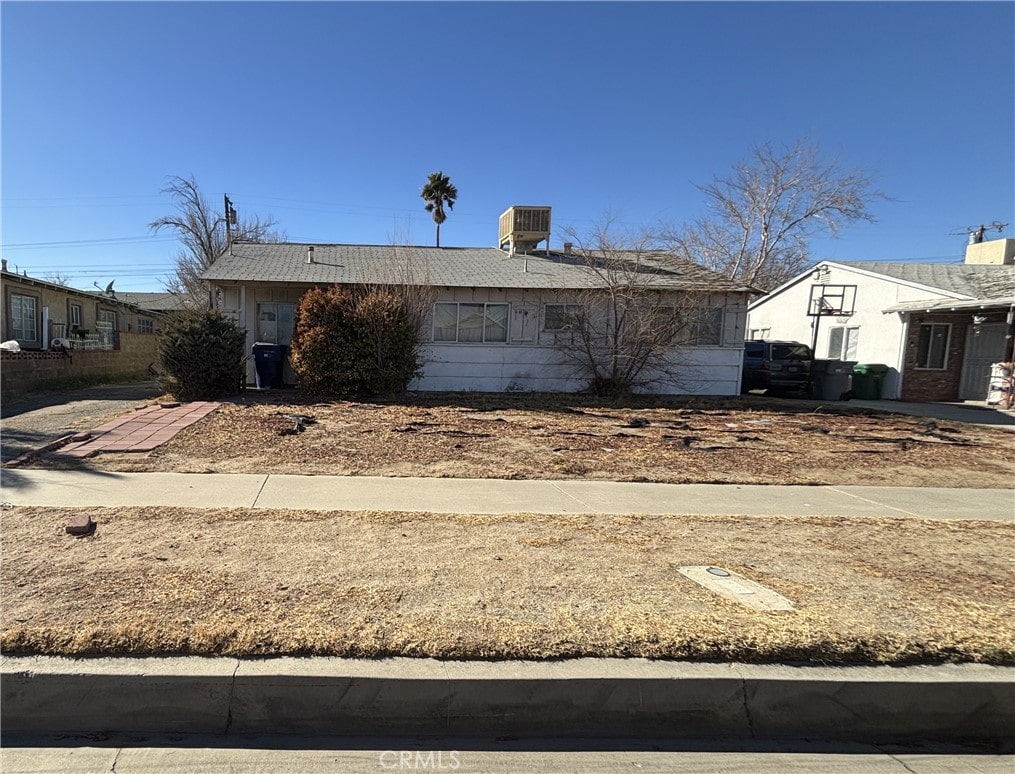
[1,469,1012,520]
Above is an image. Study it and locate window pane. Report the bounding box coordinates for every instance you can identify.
[433,303,458,342]
[458,303,485,342]
[844,328,859,360]
[544,304,566,331]
[485,304,508,342]
[698,307,722,345]
[917,324,948,368]
[11,295,37,340]
[928,325,947,368]
[828,327,844,358]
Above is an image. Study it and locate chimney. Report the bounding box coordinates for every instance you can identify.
[563,242,573,256]
[964,237,1015,266]
[307,245,315,264]
[1,258,7,272]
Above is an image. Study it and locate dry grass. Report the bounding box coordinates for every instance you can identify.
[3,505,1012,664]
[36,393,1015,488]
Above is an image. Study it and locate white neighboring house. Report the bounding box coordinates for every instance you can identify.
[746,237,1015,402]
[201,207,756,394]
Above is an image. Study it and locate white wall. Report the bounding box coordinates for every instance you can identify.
[746,265,955,399]
[217,282,750,395]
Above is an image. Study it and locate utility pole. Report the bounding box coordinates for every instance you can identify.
[224,194,237,248]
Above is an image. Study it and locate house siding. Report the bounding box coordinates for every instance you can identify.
[218,281,749,395]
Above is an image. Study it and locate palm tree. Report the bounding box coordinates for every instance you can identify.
[420,171,458,248]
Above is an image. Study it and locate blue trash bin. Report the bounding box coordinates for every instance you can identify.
[252,342,287,389]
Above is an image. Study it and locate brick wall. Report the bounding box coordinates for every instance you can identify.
[1,333,159,399]
[900,311,1006,402]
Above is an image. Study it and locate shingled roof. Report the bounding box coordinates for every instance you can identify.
[201,242,755,293]
[837,261,1015,300]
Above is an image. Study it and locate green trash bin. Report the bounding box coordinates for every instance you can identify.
[852,363,889,400]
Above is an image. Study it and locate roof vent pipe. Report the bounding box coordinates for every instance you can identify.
[307,245,315,264]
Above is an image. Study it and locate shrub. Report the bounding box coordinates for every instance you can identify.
[157,310,245,401]
[290,286,421,396]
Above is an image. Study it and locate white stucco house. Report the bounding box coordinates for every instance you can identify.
[746,238,1015,402]
[201,207,756,394]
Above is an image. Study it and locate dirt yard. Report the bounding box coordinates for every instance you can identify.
[50,393,1015,488]
[3,505,1012,664]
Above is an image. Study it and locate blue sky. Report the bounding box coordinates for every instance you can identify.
[2,1,1013,291]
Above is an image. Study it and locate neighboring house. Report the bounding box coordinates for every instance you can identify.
[1,263,164,398]
[1,262,160,349]
[746,237,1015,402]
[202,206,756,394]
[117,291,192,314]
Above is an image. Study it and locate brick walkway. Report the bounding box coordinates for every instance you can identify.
[51,402,220,459]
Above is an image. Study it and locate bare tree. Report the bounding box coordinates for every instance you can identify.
[554,223,720,397]
[150,176,283,301]
[43,272,73,286]
[663,140,883,290]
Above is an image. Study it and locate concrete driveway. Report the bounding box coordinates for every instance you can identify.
[0,381,163,463]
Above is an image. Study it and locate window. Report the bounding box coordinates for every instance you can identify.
[96,309,118,349]
[69,303,82,328]
[916,323,950,369]
[433,302,509,343]
[827,326,859,360]
[748,328,770,340]
[257,303,295,345]
[543,304,582,332]
[683,307,723,346]
[10,293,37,342]
[137,318,155,334]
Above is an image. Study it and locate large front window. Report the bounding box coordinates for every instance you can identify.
[10,294,37,342]
[433,302,508,343]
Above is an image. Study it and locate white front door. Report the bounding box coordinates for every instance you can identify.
[960,323,1008,400]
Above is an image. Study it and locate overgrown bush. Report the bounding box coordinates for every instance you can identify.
[157,310,245,401]
[289,286,421,396]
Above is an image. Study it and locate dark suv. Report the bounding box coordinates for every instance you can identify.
[741,340,813,394]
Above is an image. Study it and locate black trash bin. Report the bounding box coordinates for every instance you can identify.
[252,342,287,389]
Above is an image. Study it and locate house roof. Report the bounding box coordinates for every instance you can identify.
[201,242,755,293]
[834,262,1015,300]
[0,270,157,314]
[117,292,190,312]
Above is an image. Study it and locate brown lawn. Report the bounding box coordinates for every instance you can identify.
[47,393,1015,488]
[3,505,1012,664]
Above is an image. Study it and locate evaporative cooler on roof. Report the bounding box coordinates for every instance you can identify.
[499,206,551,254]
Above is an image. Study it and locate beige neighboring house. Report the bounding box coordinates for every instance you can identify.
[0,262,164,398]
[202,206,757,394]
[746,237,1015,402]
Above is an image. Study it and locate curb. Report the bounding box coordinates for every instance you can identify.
[2,434,76,468]
[3,657,1013,743]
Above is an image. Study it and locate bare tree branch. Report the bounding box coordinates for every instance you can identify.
[555,222,717,397]
[662,140,884,290]
[150,176,284,302]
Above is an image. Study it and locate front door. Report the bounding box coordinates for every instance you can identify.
[960,323,1008,400]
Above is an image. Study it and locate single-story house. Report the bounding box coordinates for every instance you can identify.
[745,237,1015,402]
[1,262,160,350]
[202,206,756,394]
[1,263,164,398]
